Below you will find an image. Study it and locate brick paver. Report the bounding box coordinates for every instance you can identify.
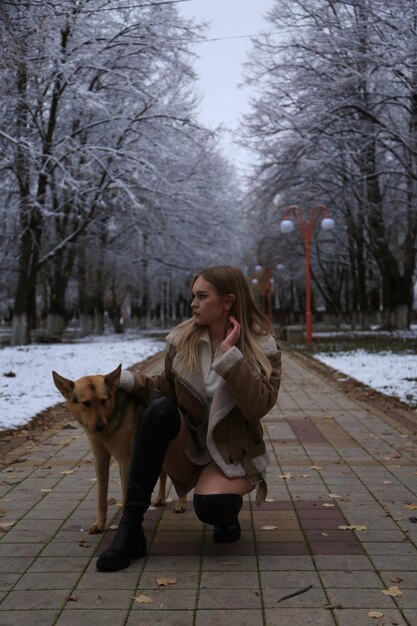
[1,347,417,625]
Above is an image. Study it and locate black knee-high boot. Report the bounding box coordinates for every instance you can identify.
[193,493,243,543]
[96,396,180,572]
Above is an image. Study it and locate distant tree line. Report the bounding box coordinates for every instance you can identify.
[242,0,417,330]
[0,0,243,345]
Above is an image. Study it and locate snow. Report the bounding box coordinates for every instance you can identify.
[0,330,166,431]
[314,349,417,407]
[1,327,417,432]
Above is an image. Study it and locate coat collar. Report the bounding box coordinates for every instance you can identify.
[168,326,277,406]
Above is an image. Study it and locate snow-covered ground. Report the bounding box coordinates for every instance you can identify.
[0,330,166,431]
[1,327,416,432]
[313,350,417,407]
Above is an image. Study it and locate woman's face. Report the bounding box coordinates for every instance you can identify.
[191,276,230,328]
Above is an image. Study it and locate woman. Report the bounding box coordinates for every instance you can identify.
[97,265,281,572]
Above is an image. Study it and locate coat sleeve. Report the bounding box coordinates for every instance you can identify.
[129,343,177,404]
[211,343,281,421]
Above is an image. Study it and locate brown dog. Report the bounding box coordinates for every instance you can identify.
[52,364,186,534]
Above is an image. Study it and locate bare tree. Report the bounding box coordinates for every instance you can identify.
[1,0,243,343]
[241,0,417,328]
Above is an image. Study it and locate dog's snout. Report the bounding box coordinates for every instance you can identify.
[94,420,106,432]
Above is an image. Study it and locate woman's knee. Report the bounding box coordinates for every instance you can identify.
[193,493,243,525]
[142,396,180,440]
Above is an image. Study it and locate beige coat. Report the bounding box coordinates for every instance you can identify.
[129,329,281,504]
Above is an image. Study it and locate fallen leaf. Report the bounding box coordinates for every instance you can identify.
[0,521,15,532]
[383,481,392,484]
[338,525,367,531]
[368,611,384,619]
[322,503,335,508]
[109,524,118,530]
[107,498,117,505]
[261,525,278,531]
[321,532,328,536]
[40,489,52,494]
[310,465,323,470]
[265,498,275,502]
[381,586,402,597]
[328,493,343,499]
[279,473,293,480]
[134,594,154,604]
[156,577,177,586]
[390,619,399,625]
[68,595,78,602]
[405,504,417,510]
[391,577,403,584]
[60,470,74,475]
[300,474,310,478]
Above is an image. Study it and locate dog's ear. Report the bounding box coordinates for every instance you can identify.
[52,371,75,400]
[104,364,122,389]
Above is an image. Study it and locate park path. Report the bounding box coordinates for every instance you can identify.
[1,348,417,626]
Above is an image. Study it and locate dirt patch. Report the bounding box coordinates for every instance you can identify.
[0,404,71,468]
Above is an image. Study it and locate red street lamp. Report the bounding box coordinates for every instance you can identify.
[280,204,335,344]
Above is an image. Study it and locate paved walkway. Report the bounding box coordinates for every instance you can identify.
[1,348,417,626]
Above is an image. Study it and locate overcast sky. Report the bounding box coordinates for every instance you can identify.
[178,0,273,170]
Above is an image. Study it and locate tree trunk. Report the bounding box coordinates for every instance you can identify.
[80,313,95,336]
[46,314,66,336]
[47,253,74,338]
[395,304,409,330]
[11,230,40,345]
[94,311,105,335]
[78,247,95,337]
[11,61,38,346]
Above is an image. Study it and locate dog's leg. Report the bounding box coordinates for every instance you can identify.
[173,494,187,514]
[153,470,167,507]
[89,439,111,534]
[153,470,187,513]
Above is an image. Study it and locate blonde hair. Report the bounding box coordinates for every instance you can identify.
[173,265,274,380]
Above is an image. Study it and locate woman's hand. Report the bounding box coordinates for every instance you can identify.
[220,316,241,352]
